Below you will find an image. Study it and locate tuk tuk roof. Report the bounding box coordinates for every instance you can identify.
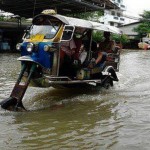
[33,13,122,34]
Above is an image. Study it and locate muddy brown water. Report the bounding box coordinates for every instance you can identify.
[0,50,150,150]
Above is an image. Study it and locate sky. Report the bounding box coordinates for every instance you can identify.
[124,0,150,16]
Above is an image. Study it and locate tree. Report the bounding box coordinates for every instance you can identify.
[134,10,150,38]
[92,31,103,42]
[112,34,129,45]
[92,31,129,46]
[67,11,103,21]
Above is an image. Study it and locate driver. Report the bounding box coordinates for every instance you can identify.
[89,31,115,68]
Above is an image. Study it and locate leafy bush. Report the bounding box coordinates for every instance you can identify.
[112,34,129,44]
[92,31,129,45]
[92,31,103,42]
[134,10,150,38]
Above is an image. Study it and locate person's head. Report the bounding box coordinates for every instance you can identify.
[103,31,111,40]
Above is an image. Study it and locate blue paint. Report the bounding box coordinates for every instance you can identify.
[20,42,54,69]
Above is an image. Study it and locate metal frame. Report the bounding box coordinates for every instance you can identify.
[0,0,119,18]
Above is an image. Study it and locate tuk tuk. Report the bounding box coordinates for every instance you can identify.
[0,9,121,111]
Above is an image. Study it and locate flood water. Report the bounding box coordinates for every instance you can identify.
[0,50,150,149]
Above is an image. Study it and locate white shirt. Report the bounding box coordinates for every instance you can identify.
[79,50,87,64]
[61,39,76,56]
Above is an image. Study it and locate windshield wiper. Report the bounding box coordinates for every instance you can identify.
[48,20,57,31]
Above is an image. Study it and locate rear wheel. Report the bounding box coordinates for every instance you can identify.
[103,66,118,81]
[103,81,110,89]
[102,76,113,89]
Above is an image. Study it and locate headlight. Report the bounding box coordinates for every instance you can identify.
[44,45,50,52]
[16,43,22,51]
[27,43,34,52]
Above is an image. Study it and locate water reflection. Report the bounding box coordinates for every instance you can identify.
[13,97,120,149]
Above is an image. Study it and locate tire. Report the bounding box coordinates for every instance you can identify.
[103,66,119,81]
[102,76,113,89]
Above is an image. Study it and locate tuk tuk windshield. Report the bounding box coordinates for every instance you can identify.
[25,15,63,39]
[28,25,59,39]
[25,23,60,39]
[26,25,59,39]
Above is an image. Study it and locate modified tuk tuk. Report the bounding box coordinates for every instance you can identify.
[0,9,121,111]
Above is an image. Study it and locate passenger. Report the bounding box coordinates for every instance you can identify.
[89,31,115,68]
[78,43,88,65]
[73,36,83,60]
[98,31,115,53]
[60,38,76,63]
[59,38,77,77]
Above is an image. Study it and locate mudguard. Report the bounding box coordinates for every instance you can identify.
[103,66,119,81]
[18,56,42,66]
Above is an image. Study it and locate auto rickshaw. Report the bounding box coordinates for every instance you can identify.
[0,9,121,111]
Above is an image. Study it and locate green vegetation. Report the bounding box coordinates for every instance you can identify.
[92,31,103,42]
[92,31,129,45]
[112,34,129,44]
[134,10,150,38]
[67,11,103,21]
[0,14,26,22]
[0,15,5,21]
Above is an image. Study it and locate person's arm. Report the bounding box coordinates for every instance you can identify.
[98,42,103,52]
[95,52,103,64]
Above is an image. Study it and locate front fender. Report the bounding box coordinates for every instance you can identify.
[18,50,53,69]
[17,56,42,67]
